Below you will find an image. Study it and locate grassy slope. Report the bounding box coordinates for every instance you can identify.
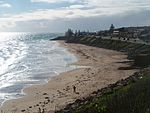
[68,72,150,113]
[66,36,150,59]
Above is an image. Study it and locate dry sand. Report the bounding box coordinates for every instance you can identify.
[0,41,138,113]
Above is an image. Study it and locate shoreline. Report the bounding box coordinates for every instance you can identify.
[0,41,138,113]
[0,40,77,108]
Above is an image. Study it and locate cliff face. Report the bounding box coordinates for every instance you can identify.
[68,36,149,57]
[53,35,150,113]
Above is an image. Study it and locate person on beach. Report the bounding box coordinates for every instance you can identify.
[73,85,76,93]
[38,108,41,113]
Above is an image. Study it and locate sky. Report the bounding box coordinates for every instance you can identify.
[0,0,150,32]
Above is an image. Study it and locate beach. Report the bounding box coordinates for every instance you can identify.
[0,41,138,113]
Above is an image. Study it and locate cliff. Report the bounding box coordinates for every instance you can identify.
[53,36,150,67]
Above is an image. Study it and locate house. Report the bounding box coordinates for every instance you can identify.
[112,30,119,37]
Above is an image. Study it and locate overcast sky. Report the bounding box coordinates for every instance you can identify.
[0,0,150,32]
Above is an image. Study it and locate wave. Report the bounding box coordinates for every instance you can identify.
[0,33,77,106]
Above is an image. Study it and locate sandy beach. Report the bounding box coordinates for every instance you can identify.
[0,41,138,113]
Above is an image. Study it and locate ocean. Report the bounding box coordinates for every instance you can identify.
[0,32,77,106]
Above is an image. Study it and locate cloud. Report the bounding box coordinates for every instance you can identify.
[30,0,150,17]
[0,3,11,8]
[0,20,15,30]
[0,1,11,8]
[1,0,150,31]
[9,10,150,33]
[6,0,150,22]
[0,8,102,23]
[31,0,81,3]
[68,4,89,9]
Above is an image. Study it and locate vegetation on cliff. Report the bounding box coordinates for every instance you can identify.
[56,70,150,113]
[53,26,150,113]
[53,33,150,67]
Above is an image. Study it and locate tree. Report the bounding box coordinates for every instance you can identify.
[78,30,81,36]
[75,30,78,37]
[65,29,74,38]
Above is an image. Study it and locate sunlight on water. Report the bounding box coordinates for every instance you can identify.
[0,32,77,106]
[0,32,27,75]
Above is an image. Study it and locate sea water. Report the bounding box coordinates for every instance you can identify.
[0,32,77,106]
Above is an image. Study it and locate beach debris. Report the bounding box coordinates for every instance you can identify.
[45,97,49,99]
[47,99,50,102]
[36,104,39,106]
[43,93,47,95]
[21,109,26,112]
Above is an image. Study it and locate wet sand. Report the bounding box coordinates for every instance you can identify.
[0,41,138,113]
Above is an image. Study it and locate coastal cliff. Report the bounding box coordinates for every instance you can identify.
[53,35,150,113]
[53,36,150,67]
